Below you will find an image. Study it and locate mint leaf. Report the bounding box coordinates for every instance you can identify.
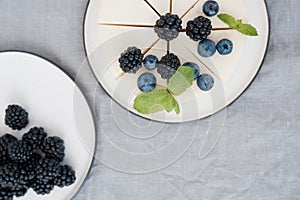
[167,66,194,96]
[173,100,180,114]
[217,13,237,28]
[235,20,258,36]
[133,66,194,115]
[133,89,180,115]
[217,13,258,36]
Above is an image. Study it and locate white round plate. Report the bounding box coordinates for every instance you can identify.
[84,0,269,123]
[0,52,95,200]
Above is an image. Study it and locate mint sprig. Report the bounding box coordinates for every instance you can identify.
[167,66,194,96]
[133,89,180,115]
[218,13,258,36]
[133,66,194,115]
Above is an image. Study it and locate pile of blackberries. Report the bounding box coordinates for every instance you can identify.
[0,105,76,200]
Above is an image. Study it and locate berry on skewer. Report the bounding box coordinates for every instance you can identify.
[117,38,160,78]
[119,47,144,74]
[157,53,181,80]
[186,16,212,41]
[154,13,182,41]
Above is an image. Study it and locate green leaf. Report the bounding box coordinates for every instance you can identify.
[235,20,258,36]
[167,66,194,96]
[217,13,258,36]
[173,100,180,114]
[133,89,180,115]
[217,13,237,29]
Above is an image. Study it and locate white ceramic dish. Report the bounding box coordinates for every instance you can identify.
[0,52,95,200]
[84,0,269,123]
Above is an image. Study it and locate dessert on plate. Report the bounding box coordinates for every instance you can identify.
[99,0,258,115]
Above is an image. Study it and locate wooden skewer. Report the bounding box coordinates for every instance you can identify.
[170,0,173,13]
[167,41,170,54]
[116,38,160,79]
[180,0,201,19]
[178,40,220,79]
[143,38,160,55]
[180,27,233,32]
[98,23,154,28]
[144,0,161,17]
[99,23,233,32]
[212,27,234,31]
[117,71,126,78]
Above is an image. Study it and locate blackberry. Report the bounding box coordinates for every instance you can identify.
[0,134,18,164]
[31,180,54,195]
[0,134,18,143]
[0,163,29,197]
[119,47,144,74]
[154,13,182,41]
[186,16,212,41]
[54,165,76,187]
[42,136,65,162]
[8,140,33,163]
[11,186,28,197]
[35,158,60,183]
[0,163,18,189]
[22,127,47,150]
[23,153,42,183]
[0,189,13,200]
[157,53,181,79]
[5,105,29,130]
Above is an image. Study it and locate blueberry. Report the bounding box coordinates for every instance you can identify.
[137,73,157,93]
[183,62,200,80]
[198,39,216,57]
[143,55,158,70]
[197,74,214,91]
[216,39,233,55]
[203,1,219,17]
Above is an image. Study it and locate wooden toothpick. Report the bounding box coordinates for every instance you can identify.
[99,23,233,33]
[170,0,173,13]
[98,23,154,28]
[180,0,201,19]
[143,38,161,55]
[180,27,233,32]
[144,0,161,17]
[178,40,220,79]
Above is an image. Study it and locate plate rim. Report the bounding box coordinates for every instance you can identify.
[0,50,96,200]
[83,0,270,123]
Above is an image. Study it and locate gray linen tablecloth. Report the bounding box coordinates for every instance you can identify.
[0,0,299,199]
